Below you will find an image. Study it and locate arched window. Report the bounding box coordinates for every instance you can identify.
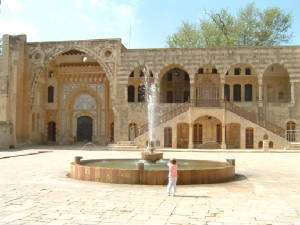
[269,141,273,148]
[224,84,230,101]
[128,85,135,102]
[286,121,296,142]
[140,70,144,77]
[258,141,263,148]
[212,68,218,74]
[233,84,241,101]
[49,71,54,78]
[286,121,295,130]
[138,85,145,102]
[167,91,173,103]
[129,71,134,77]
[245,84,252,101]
[246,127,254,148]
[48,86,54,103]
[198,68,204,74]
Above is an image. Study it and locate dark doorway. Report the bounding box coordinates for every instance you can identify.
[164,127,172,147]
[77,116,93,142]
[48,122,56,142]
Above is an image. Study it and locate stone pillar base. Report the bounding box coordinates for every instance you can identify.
[221,143,226,149]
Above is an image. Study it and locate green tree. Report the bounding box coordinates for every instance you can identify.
[166,3,292,47]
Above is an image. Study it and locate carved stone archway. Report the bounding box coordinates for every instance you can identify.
[28,43,116,107]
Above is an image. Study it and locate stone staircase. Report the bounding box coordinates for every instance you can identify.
[136,99,285,140]
[224,101,285,138]
[194,141,221,149]
[106,141,140,151]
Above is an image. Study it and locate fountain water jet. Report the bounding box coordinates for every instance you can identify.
[140,65,163,162]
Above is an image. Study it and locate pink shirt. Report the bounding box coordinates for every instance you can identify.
[168,163,177,178]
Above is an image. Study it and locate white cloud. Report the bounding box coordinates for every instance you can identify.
[1,0,24,13]
[0,18,40,41]
[75,0,82,9]
[87,0,142,46]
[79,14,93,24]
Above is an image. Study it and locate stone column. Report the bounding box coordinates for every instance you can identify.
[290,81,295,106]
[220,78,225,100]
[172,124,177,149]
[125,85,128,102]
[240,125,245,149]
[190,83,195,103]
[229,84,233,102]
[241,84,245,102]
[188,123,193,149]
[258,77,263,104]
[221,124,226,149]
[257,77,264,119]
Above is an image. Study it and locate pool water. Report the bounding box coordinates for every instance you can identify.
[81,159,229,170]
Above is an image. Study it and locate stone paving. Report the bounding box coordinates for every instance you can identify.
[0,147,299,225]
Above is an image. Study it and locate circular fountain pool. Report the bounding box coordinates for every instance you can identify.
[70,157,235,185]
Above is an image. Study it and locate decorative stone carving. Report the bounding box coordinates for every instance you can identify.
[73,94,96,110]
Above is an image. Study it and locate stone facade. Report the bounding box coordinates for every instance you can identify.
[0,34,299,149]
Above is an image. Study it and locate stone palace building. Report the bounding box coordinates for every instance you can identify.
[0,34,299,149]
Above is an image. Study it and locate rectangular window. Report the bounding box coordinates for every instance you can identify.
[233,85,241,101]
[224,84,230,101]
[245,84,252,101]
[245,68,251,75]
[234,68,241,75]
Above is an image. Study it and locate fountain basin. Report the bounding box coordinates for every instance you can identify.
[141,151,163,162]
[70,158,235,185]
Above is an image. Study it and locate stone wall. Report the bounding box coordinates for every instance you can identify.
[0,121,13,148]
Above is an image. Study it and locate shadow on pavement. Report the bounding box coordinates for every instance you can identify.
[174,195,211,198]
[233,173,247,182]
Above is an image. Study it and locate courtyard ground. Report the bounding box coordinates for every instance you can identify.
[0,147,299,225]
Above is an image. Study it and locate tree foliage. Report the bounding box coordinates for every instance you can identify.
[166,3,292,47]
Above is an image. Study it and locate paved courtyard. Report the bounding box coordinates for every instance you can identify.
[0,147,299,225]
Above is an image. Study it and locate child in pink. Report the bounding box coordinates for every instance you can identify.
[167,158,178,196]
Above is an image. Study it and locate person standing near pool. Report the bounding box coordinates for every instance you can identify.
[167,158,178,196]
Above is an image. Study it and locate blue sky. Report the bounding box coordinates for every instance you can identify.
[0,0,299,48]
